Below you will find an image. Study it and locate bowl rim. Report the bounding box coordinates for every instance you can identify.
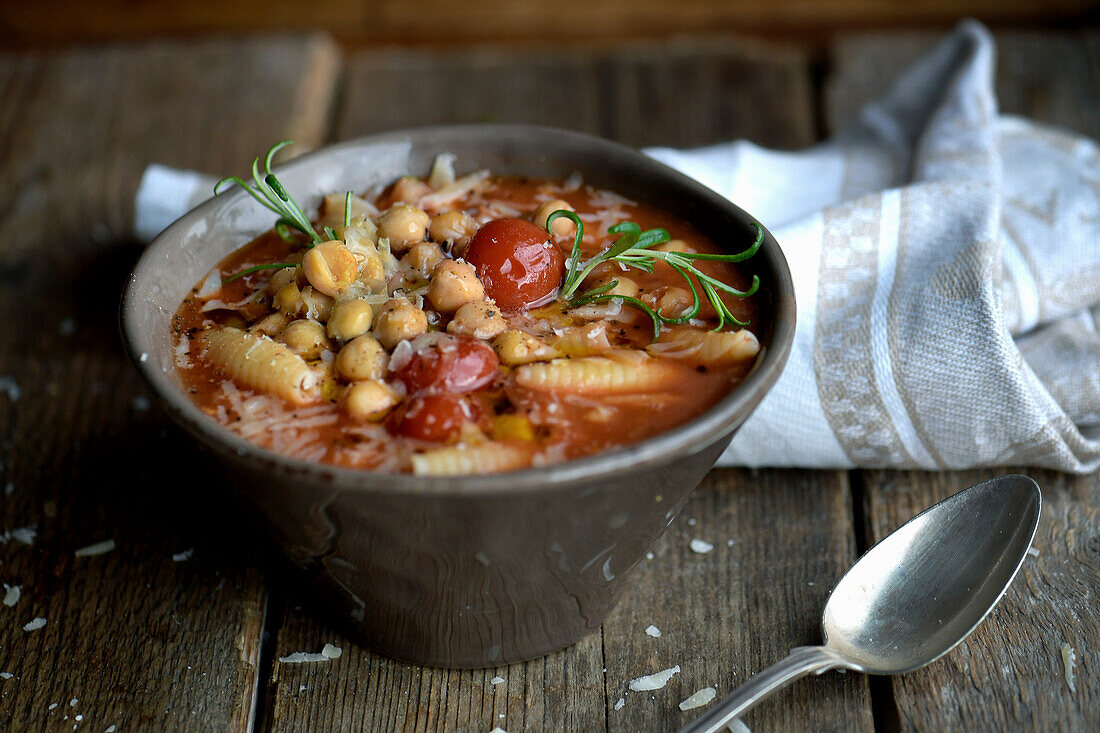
[121,123,796,496]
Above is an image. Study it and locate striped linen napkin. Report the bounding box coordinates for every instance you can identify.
[134,21,1100,472]
[649,21,1100,471]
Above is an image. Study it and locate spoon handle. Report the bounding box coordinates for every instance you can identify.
[677,646,846,733]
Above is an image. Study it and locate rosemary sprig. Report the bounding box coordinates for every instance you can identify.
[214,140,323,247]
[222,262,296,284]
[546,210,762,338]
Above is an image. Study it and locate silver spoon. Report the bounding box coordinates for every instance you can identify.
[680,474,1042,733]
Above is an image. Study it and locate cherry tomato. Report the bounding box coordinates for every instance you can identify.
[464,218,565,310]
[393,394,481,442]
[394,334,499,395]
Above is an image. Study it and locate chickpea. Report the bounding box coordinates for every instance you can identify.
[390,176,431,205]
[378,204,430,252]
[343,379,398,422]
[426,260,485,313]
[532,199,576,238]
[373,297,428,349]
[652,239,694,254]
[300,286,335,322]
[447,300,507,340]
[303,240,358,297]
[327,300,374,342]
[493,329,558,366]
[656,286,694,318]
[274,282,304,318]
[593,274,639,299]
[402,241,445,280]
[335,334,388,381]
[428,210,478,254]
[267,266,297,297]
[280,319,330,360]
[250,312,288,337]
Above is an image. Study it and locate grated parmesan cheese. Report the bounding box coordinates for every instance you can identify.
[645,625,662,638]
[1027,547,1040,557]
[1,525,37,545]
[0,376,22,402]
[278,652,328,664]
[614,697,625,710]
[321,643,342,659]
[0,672,13,680]
[173,548,195,562]
[74,539,116,557]
[679,686,717,711]
[690,539,714,554]
[1061,642,1077,692]
[628,665,680,691]
[23,617,46,632]
[3,584,20,607]
[490,676,505,685]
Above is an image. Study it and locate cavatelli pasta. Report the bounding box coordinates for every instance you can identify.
[411,442,531,476]
[514,354,680,394]
[646,328,760,365]
[201,327,319,405]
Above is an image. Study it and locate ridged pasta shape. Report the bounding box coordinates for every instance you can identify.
[514,354,680,394]
[647,328,760,365]
[411,442,531,476]
[201,327,319,405]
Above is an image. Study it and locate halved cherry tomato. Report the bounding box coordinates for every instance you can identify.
[393,394,481,442]
[464,218,565,310]
[394,334,499,395]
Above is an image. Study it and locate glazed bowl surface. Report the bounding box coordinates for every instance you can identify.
[122,125,795,668]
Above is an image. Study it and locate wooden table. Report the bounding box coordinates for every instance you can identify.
[1,29,1097,732]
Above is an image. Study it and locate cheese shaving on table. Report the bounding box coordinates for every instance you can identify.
[1,525,36,545]
[679,686,717,711]
[614,697,625,710]
[1061,643,1077,692]
[628,665,680,691]
[74,539,116,557]
[689,539,713,554]
[1027,547,1040,557]
[490,676,505,685]
[23,617,46,632]
[727,719,751,733]
[280,644,343,664]
[645,625,661,637]
[0,672,13,680]
[3,584,19,607]
[172,548,194,562]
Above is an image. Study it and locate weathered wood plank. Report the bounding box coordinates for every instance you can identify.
[825,30,1100,138]
[0,35,340,731]
[859,470,1100,730]
[603,469,874,732]
[336,39,815,149]
[2,0,1096,49]
[264,38,868,732]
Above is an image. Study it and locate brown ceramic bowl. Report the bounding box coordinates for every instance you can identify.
[122,125,795,668]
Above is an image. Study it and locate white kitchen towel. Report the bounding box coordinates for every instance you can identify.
[134,21,1100,472]
[649,20,1100,471]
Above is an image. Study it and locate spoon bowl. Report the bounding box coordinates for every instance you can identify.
[823,474,1042,674]
[681,474,1042,733]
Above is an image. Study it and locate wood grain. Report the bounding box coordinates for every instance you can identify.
[859,470,1100,730]
[1,0,1096,48]
[0,36,340,731]
[261,37,868,731]
[602,469,874,732]
[825,30,1100,138]
[337,38,816,149]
